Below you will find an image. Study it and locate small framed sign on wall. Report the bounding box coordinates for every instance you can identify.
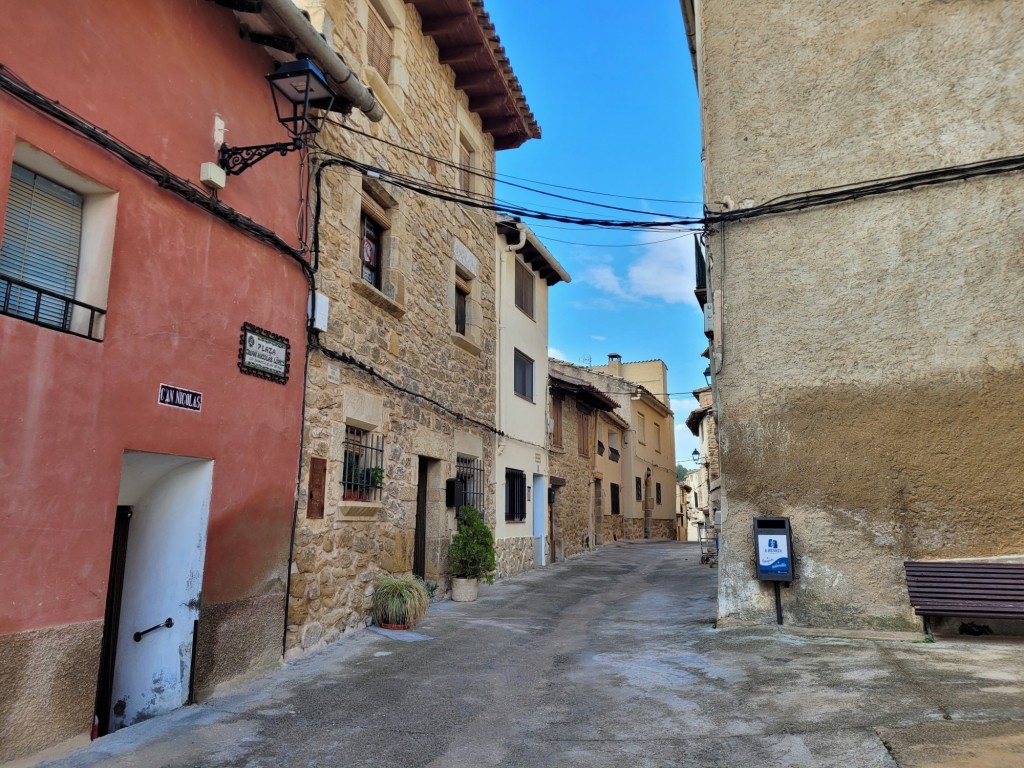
[238,322,290,384]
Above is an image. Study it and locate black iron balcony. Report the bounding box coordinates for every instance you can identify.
[0,273,105,341]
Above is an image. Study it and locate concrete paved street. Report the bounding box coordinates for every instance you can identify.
[31,542,1024,768]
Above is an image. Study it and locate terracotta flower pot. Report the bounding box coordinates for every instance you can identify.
[451,577,479,602]
[378,621,410,631]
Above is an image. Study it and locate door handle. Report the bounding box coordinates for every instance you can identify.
[133,617,173,642]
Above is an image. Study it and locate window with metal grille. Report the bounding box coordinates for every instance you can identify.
[367,3,393,80]
[505,467,526,522]
[610,483,620,515]
[514,259,534,318]
[656,482,662,505]
[341,426,385,502]
[636,477,642,501]
[551,396,563,447]
[456,455,484,513]
[1,164,82,331]
[577,410,590,457]
[513,349,533,401]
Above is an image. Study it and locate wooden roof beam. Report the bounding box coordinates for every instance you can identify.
[421,13,471,36]
[438,45,481,65]
[468,93,507,112]
[454,71,493,89]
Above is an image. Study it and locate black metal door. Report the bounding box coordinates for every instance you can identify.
[413,457,428,578]
[94,505,132,738]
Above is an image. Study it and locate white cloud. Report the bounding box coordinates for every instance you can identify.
[591,335,606,341]
[576,234,698,307]
[548,347,568,361]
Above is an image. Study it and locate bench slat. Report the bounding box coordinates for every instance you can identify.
[904,561,1024,621]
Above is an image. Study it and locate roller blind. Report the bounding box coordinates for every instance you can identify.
[0,164,82,327]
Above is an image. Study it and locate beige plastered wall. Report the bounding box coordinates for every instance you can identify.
[696,0,1024,630]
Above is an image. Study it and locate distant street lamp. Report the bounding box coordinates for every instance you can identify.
[691,449,700,463]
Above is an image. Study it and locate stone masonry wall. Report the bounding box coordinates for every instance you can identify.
[603,514,624,544]
[496,537,533,579]
[549,393,598,560]
[288,0,499,654]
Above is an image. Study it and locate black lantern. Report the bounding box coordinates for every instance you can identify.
[692,449,700,463]
[219,59,337,176]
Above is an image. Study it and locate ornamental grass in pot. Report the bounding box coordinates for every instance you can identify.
[447,505,496,602]
[372,573,430,630]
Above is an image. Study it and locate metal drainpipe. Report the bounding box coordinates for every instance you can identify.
[496,221,527,438]
[263,0,384,123]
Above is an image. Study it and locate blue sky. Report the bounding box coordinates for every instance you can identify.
[487,0,706,468]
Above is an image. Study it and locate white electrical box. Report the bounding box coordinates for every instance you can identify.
[199,162,226,190]
[309,291,329,331]
[703,304,714,338]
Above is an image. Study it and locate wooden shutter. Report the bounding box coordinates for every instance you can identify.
[367,4,393,80]
[307,458,327,519]
[1,164,82,326]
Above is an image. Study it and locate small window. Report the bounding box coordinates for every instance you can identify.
[656,482,663,505]
[551,396,563,448]
[455,283,468,335]
[360,210,384,289]
[457,454,484,512]
[1,164,82,332]
[636,477,642,501]
[458,135,475,195]
[654,423,662,453]
[514,260,534,318]
[342,426,385,502]
[367,2,393,80]
[505,467,526,522]
[637,413,647,445]
[513,349,534,401]
[610,483,620,515]
[577,410,591,457]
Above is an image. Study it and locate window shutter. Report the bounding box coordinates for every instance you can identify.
[367,4,393,80]
[1,164,82,327]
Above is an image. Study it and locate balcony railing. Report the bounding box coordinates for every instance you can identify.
[0,273,105,341]
[609,447,620,463]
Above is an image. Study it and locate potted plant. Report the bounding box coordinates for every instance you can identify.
[447,505,496,602]
[372,573,430,630]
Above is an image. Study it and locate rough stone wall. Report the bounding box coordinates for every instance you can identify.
[698,0,1024,630]
[623,519,645,541]
[0,622,102,762]
[603,514,624,544]
[496,537,533,579]
[649,519,675,540]
[289,0,499,654]
[549,392,597,559]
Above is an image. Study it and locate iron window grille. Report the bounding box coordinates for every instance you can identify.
[656,483,662,505]
[609,447,620,463]
[456,455,485,514]
[610,483,621,515]
[0,273,105,340]
[341,426,385,502]
[505,468,526,522]
[597,440,605,457]
[636,477,642,501]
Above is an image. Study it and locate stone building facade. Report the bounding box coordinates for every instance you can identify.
[682,0,1024,630]
[548,369,621,560]
[288,0,539,653]
[550,358,677,543]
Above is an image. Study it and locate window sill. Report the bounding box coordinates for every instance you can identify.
[513,393,535,404]
[338,501,382,522]
[504,519,527,525]
[451,332,482,356]
[365,68,405,125]
[353,277,406,318]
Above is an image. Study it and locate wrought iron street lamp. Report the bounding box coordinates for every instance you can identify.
[219,59,336,175]
[692,449,700,463]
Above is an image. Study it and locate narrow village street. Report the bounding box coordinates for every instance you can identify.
[31,542,1024,768]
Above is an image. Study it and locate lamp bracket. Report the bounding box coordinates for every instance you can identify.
[218,138,304,176]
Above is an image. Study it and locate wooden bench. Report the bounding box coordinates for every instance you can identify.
[904,560,1024,637]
